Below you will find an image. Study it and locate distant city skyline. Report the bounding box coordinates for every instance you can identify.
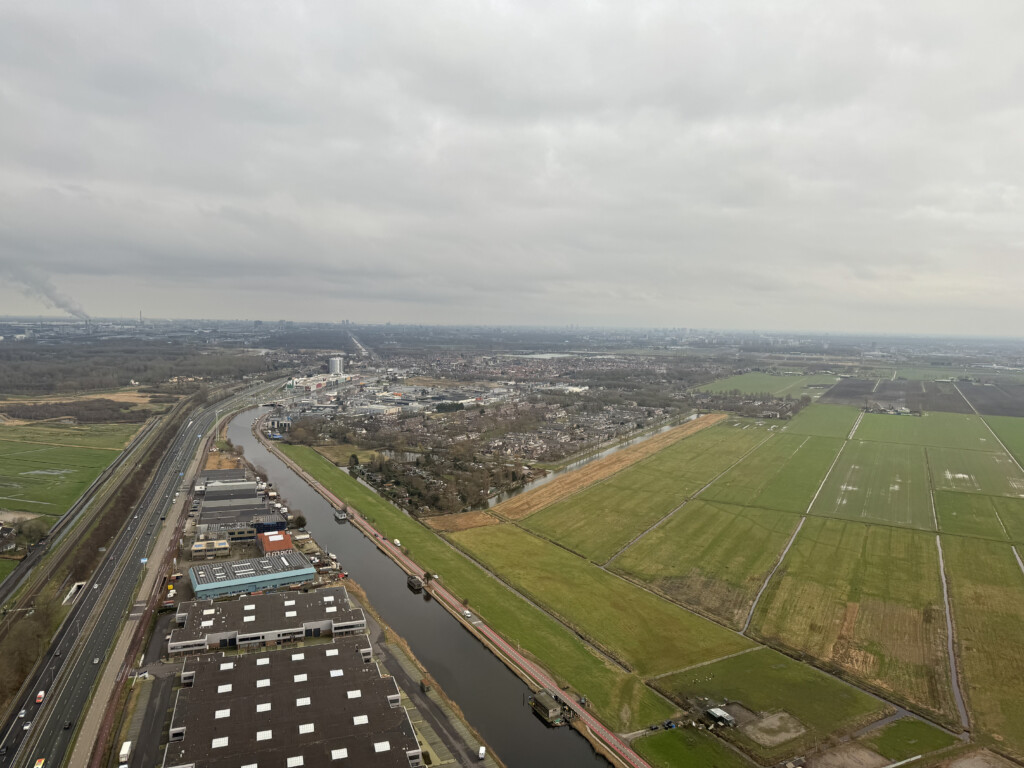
[2,2,1023,335]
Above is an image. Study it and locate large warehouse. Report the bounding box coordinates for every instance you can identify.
[188,550,315,600]
[168,587,366,655]
[163,638,422,768]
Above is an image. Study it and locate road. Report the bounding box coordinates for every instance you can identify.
[0,381,282,768]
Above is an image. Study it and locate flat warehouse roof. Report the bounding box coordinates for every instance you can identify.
[190,551,312,587]
[165,639,417,768]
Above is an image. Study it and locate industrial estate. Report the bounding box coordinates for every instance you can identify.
[1,320,1023,768]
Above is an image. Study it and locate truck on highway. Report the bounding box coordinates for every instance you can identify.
[119,741,132,763]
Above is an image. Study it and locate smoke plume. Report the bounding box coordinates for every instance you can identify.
[2,265,90,320]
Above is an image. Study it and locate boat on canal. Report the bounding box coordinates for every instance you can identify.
[334,508,349,522]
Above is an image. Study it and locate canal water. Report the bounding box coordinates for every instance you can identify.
[228,409,610,768]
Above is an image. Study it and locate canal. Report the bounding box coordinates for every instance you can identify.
[228,408,611,768]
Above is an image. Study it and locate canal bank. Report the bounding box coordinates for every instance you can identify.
[229,409,617,768]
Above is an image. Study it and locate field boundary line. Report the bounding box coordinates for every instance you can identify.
[647,646,764,680]
[934,535,971,730]
[849,410,865,439]
[741,436,850,633]
[602,431,776,567]
[1013,546,1024,579]
[742,516,805,634]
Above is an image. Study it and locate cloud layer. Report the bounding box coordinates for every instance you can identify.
[1,1,1022,333]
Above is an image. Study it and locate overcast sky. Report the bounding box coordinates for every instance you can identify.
[1,2,1022,335]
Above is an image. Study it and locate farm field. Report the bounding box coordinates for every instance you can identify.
[698,372,837,397]
[491,413,727,522]
[933,491,1019,541]
[809,440,933,530]
[982,415,1024,466]
[942,535,1024,758]
[277,444,676,731]
[820,378,878,406]
[450,522,753,677]
[961,383,1024,416]
[859,718,959,762]
[855,412,993,450]
[909,380,975,414]
[612,500,800,628]
[522,423,769,563]
[782,403,860,438]
[701,433,842,513]
[653,647,887,761]
[0,439,123,517]
[633,728,751,768]
[0,421,139,450]
[750,518,956,721]
[927,446,1024,498]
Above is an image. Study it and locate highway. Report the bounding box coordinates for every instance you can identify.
[0,381,281,768]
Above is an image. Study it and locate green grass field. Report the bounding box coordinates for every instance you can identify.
[750,518,956,721]
[855,412,993,450]
[983,415,1024,468]
[522,424,770,563]
[0,559,17,587]
[277,444,676,731]
[653,647,887,759]
[0,422,139,450]
[0,440,123,517]
[698,373,837,398]
[451,523,753,677]
[809,440,934,530]
[933,491,1015,541]
[613,500,801,628]
[927,446,1024,498]
[859,718,958,761]
[633,728,751,768]
[942,535,1024,757]
[701,434,842,513]
[782,404,861,439]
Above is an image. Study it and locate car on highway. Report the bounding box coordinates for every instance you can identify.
[18,708,25,718]
[22,721,31,731]
[93,657,100,664]
[35,690,45,703]
[64,720,73,729]
[462,610,472,619]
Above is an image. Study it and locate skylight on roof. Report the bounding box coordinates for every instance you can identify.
[330,669,343,677]
[220,662,234,671]
[326,606,337,613]
[286,757,303,768]
[325,649,339,657]
[244,604,255,611]
[347,690,361,699]
[299,723,315,735]
[373,742,391,753]
[257,730,273,742]
[217,684,232,694]
[324,595,335,603]
[215,708,231,719]
[257,678,270,688]
[296,696,310,707]
[294,673,307,683]
[203,608,215,615]
[212,736,229,748]
[256,702,271,713]
[244,616,255,623]
[201,620,213,628]
[330,749,348,760]
[285,611,297,618]
[284,599,296,606]
[353,715,368,726]
[291,653,305,661]
[256,657,269,666]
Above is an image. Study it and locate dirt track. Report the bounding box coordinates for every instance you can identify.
[491,413,727,522]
